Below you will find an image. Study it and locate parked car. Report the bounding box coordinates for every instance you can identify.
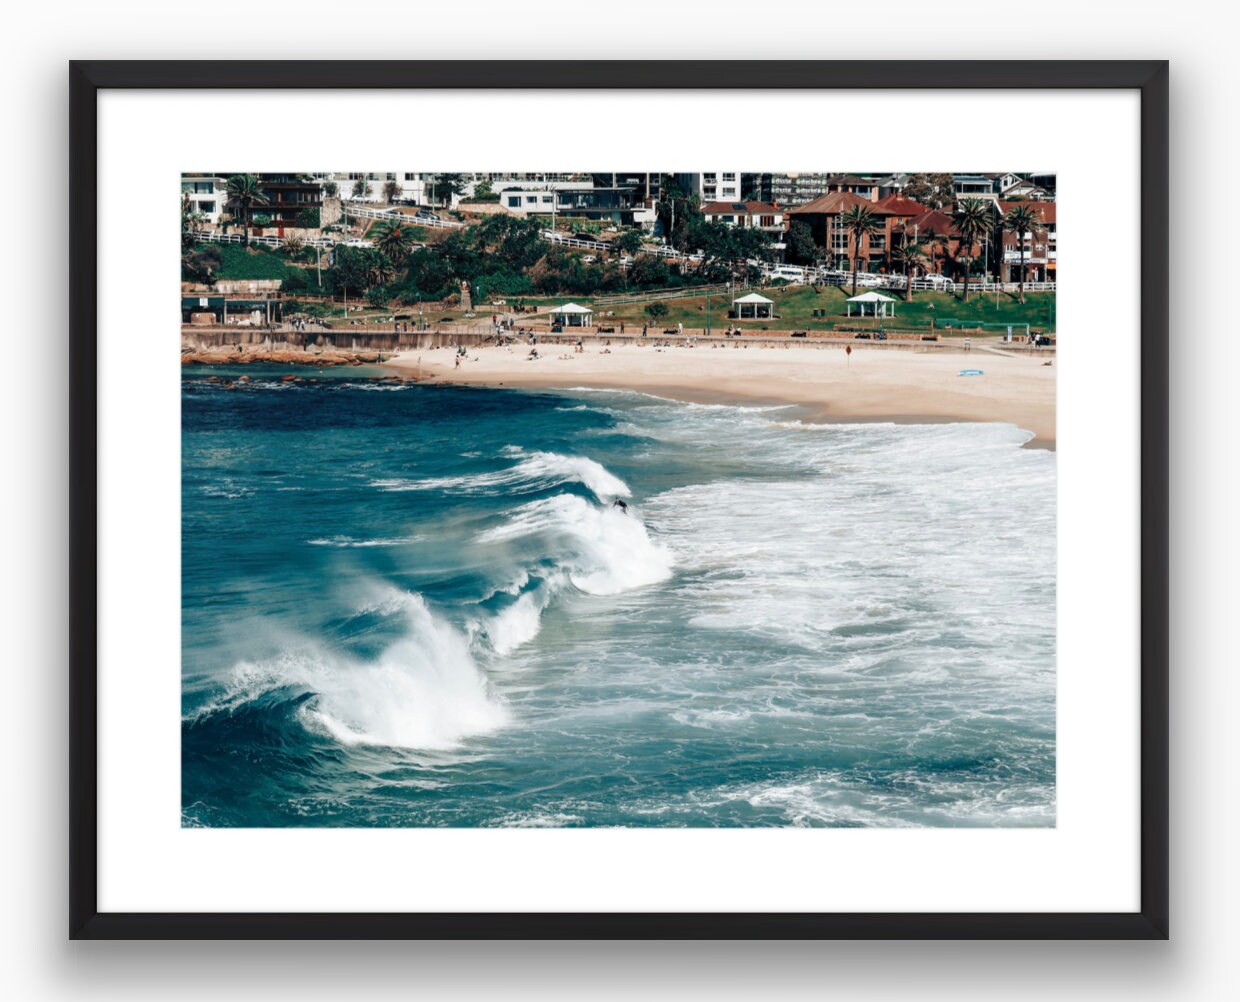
[920,273,955,289]
[854,332,872,340]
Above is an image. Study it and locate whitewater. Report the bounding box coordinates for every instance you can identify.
[181,373,1056,827]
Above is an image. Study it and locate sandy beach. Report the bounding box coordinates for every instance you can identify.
[387,340,1057,448]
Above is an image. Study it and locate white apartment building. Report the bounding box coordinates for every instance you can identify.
[676,171,743,204]
[181,175,227,224]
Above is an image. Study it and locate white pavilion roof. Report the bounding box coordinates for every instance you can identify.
[732,292,775,304]
[845,291,898,303]
[549,302,593,314]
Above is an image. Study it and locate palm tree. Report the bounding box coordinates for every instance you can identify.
[372,254,399,289]
[990,209,1008,289]
[891,241,927,302]
[951,198,990,303]
[841,205,884,296]
[1004,204,1041,303]
[923,227,949,277]
[371,220,414,262]
[225,174,269,247]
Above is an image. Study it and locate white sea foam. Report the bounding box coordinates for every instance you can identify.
[307,535,424,548]
[207,589,508,751]
[479,494,673,596]
[371,449,630,501]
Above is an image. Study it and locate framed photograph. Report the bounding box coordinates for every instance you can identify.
[71,59,1168,939]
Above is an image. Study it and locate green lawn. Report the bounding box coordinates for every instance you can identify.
[573,286,1056,334]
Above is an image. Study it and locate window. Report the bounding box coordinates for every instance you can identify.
[404,173,415,181]
[508,196,521,207]
[703,187,716,199]
[722,173,736,181]
[760,215,775,228]
[526,195,537,204]
[542,195,553,203]
[704,173,717,182]
[200,201,215,213]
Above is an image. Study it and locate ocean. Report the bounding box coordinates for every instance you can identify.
[181,370,1056,827]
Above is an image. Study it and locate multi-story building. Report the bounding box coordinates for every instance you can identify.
[824,174,882,200]
[181,175,227,225]
[788,192,897,271]
[997,200,1056,282]
[253,174,323,229]
[675,171,742,204]
[591,172,661,203]
[749,172,833,207]
[952,174,1000,202]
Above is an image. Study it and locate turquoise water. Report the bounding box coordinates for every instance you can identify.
[181,372,1056,827]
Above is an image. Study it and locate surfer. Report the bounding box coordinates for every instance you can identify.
[612,498,629,514]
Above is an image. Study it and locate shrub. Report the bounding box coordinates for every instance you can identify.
[644,302,669,322]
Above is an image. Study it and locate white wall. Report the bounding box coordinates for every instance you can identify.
[2,2,1236,1000]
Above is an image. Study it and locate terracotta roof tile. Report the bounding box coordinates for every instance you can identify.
[789,191,892,215]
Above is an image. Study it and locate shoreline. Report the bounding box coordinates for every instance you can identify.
[384,341,1057,449]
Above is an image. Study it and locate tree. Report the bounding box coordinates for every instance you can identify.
[902,173,956,211]
[321,180,339,198]
[890,241,927,302]
[923,227,950,276]
[990,209,1008,288]
[644,301,669,323]
[655,178,700,250]
[371,220,415,262]
[785,221,818,266]
[629,254,670,288]
[473,177,495,200]
[295,207,320,229]
[382,180,400,204]
[367,285,392,309]
[333,246,379,296]
[352,177,372,201]
[429,173,466,207]
[611,229,643,257]
[1004,203,1042,303]
[225,174,269,247]
[840,205,884,296]
[951,199,990,303]
[180,194,202,253]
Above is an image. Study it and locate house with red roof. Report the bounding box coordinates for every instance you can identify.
[788,192,896,271]
[701,200,786,235]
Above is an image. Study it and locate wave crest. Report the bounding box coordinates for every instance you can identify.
[372,448,630,501]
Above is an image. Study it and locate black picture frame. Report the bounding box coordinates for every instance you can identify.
[69,59,1169,940]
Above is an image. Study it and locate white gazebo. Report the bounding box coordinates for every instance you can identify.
[845,291,898,318]
[732,292,775,320]
[549,302,594,328]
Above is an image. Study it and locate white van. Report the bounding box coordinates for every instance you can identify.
[770,265,809,283]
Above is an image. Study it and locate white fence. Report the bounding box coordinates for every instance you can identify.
[344,205,464,230]
[191,230,342,250]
